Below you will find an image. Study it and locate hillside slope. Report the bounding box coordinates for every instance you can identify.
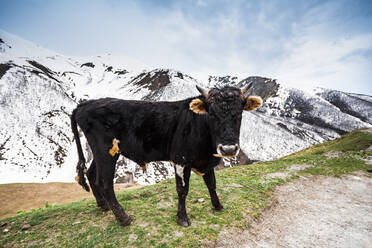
[1,30,371,184]
[1,128,371,247]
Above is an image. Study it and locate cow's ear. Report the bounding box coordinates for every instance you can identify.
[190,98,207,114]
[244,96,263,111]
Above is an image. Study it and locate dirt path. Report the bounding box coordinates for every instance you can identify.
[0,183,141,219]
[217,173,372,248]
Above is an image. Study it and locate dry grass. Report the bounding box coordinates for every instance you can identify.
[0,183,140,219]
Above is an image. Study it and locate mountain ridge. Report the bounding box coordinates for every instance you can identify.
[0,29,371,184]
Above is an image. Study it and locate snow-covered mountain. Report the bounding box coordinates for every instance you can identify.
[1,30,371,184]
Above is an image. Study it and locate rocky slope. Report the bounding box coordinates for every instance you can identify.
[0,30,371,184]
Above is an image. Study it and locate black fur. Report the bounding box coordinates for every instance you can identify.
[71,86,250,227]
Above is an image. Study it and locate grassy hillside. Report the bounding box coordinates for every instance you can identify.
[1,129,371,248]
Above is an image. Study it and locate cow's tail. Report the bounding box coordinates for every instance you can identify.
[71,109,90,192]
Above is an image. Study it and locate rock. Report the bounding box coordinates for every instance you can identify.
[228,183,244,188]
[211,224,220,230]
[72,221,81,226]
[80,62,95,68]
[157,201,172,208]
[21,224,31,230]
[198,198,205,203]
[3,228,9,233]
[128,234,137,241]
[0,222,8,227]
[174,231,183,237]
[265,172,288,179]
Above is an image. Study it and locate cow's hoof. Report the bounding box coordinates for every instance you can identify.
[119,215,132,226]
[177,217,191,227]
[214,205,224,211]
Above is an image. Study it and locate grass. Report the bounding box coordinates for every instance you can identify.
[1,128,371,247]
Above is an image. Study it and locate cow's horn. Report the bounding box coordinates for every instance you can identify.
[241,82,253,95]
[196,85,209,98]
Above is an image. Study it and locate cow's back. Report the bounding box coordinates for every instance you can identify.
[74,98,184,164]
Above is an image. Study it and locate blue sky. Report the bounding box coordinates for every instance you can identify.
[1,0,372,94]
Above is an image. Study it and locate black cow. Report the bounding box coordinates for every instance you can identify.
[70,84,262,227]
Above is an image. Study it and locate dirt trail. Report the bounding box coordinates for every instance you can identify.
[217,173,372,248]
[0,183,141,219]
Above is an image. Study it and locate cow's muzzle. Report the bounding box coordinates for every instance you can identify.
[214,144,240,158]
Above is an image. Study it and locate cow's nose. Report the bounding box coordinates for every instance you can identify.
[219,144,239,156]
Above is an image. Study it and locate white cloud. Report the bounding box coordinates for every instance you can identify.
[196,0,207,7]
[2,0,371,94]
[275,35,372,92]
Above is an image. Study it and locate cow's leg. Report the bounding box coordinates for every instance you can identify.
[203,169,224,211]
[175,165,191,227]
[86,160,109,211]
[98,155,132,226]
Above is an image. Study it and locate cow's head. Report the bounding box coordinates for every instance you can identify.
[190,84,262,158]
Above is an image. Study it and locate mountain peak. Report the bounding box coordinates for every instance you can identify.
[0,29,58,61]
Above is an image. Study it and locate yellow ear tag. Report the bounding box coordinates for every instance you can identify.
[189,99,207,114]
[245,96,263,111]
[109,138,120,156]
